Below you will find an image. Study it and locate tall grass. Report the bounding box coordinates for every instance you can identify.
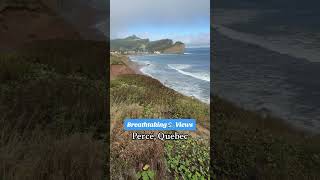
[211,95,320,179]
[0,40,107,180]
[110,74,209,128]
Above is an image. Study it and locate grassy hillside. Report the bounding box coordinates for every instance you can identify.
[211,96,320,179]
[0,40,107,180]
[110,55,210,179]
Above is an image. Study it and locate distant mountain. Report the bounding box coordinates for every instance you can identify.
[110,35,185,54]
[110,35,150,51]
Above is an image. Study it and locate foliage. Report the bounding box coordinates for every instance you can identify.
[110,55,124,65]
[165,138,210,180]
[136,164,156,180]
[110,61,210,179]
[110,74,209,127]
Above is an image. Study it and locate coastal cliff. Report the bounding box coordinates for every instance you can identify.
[163,41,185,54]
[110,35,185,54]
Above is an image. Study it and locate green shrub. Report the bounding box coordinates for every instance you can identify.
[165,138,210,179]
[110,74,209,126]
[110,55,125,65]
[136,165,156,180]
[110,73,210,179]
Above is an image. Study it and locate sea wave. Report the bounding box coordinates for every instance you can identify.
[168,64,210,82]
[130,55,210,103]
[141,65,209,103]
[140,67,156,79]
[130,59,152,66]
[215,25,320,62]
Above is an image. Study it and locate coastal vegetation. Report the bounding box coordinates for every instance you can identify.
[211,96,320,179]
[165,138,210,179]
[0,40,107,180]
[110,54,125,65]
[110,54,210,179]
[110,53,320,179]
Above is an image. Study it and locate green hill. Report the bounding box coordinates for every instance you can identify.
[110,35,185,54]
[110,35,150,52]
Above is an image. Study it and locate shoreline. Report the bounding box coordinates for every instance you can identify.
[123,56,143,75]
[126,55,210,104]
[110,52,317,136]
[113,50,316,135]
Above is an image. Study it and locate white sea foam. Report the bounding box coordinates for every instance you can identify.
[130,52,210,104]
[215,25,320,62]
[136,62,209,103]
[140,67,156,79]
[168,64,210,82]
[169,64,192,69]
[130,59,152,66]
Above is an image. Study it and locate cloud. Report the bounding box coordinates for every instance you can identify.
[110,0,210,45]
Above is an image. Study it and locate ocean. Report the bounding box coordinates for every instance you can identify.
[129,48,210,103]
[214,7,320,133]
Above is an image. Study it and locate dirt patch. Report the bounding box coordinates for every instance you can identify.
[110,55,142,80]
[110,64,136,80]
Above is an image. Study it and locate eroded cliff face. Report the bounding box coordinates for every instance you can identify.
[163,42,185,54]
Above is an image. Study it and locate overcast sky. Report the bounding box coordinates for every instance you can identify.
[110,0,210,47]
